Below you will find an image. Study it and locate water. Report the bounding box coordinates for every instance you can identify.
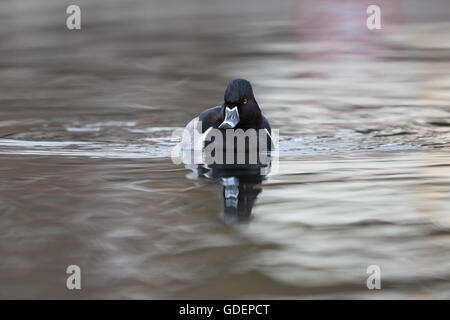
[1,0,450,299]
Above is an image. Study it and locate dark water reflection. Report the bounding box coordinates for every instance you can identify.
[188,162,270,224]
[1,0,450,299]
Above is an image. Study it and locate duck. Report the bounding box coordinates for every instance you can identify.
[181,79,272,153]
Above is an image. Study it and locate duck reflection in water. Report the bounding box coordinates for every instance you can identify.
[187,160,271,224]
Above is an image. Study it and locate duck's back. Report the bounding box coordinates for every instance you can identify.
[198,106,222,132]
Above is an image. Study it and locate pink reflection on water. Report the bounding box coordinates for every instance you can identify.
[292,0,404,58]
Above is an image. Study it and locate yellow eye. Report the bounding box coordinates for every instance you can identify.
[243,99,247,105]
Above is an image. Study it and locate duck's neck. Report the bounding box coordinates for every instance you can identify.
[240,101,263,129]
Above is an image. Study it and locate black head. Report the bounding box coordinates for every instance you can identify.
[219,79,262,129]
[224,79,255,105]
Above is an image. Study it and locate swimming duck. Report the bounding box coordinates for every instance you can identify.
[181,79,272,152]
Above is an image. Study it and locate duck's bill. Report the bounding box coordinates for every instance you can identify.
[218,106,240,129]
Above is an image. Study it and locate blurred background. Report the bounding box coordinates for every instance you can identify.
[0,0,449,299]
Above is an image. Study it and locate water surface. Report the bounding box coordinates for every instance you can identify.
[1,0,450,299]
